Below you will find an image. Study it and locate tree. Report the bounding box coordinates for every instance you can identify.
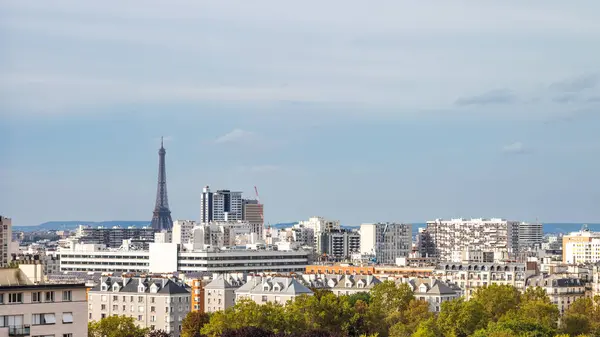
[347,292,372,306]
[561,297,600,336]
[436,298,488,337]
[146,330,169,337]
[285,292,357,336]
[471,284,521,322]
[88,315,149,337]
[365,281,415,336]
[411,318,439,337]
[181,311,210,337]
[220,326,274,337]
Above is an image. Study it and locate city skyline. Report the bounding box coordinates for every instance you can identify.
[2,1,600,225]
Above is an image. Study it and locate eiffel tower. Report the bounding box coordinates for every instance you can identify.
[150,137,173,231]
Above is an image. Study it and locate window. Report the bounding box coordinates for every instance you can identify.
[9,293,23,303]
[63,291,72,301]
[261,296,268,302]
[150,297,155,303]
[0,293,3,304]
[64,334,74,337]
[32,313,56,325]
[138,315,143,321]
[32,291,42,303]
[101,295,107,302]
[101,304,106,310]
[63,312,73,324]
[138,296,143,303]
[138,306,144,312]
[151,306,156,312]
[130,305,134,312]
[122,305,126,311]
[113,295,118,301]
[113,305,118,311]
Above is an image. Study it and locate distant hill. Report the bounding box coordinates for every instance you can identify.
[12,220,600,234]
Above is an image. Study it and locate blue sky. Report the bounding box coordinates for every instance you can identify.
[1,1,599,226]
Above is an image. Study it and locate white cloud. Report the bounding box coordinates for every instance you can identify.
[214,129,256,144]
[502,142,529,154]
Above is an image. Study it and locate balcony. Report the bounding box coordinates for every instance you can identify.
[9,325,31,336]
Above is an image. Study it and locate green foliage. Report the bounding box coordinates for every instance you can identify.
[146,330,170,337]
[471,284,522,322]
[88,315,149,337]
[197,283,592,337]
[181,311,210,337]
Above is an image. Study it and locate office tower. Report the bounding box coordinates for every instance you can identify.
[1,216,12,268]
[360,222,412,264]
[74,225,156,248]
[518,222,543,250]
[242,199,264,237]
[150,137,173,231]
[200,186,242,222]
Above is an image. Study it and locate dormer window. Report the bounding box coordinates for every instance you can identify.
[150,284,159,294]
[357,282,364,288]
[273,284,280,291]
[138,285,146,293]
[112,284,120,292]
[345,282,352,288]
[263,284,270,292]
[101,284,108,291]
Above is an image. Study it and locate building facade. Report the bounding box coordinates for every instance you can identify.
[360,223,412,264]
[242,199,264,238]
[400,278,461,312]
[434,262,537,299]
[317,229,360,261]
[200,186,243,222]
[235,276,313,305]
[526,274,585,314]
[0,261,88,337]
[518,222,543,250]
[172,220,196,245]
[88,276,190,337]
[562,228,600,264]
[204,274,245,313]
[1,216,12,268]
[59,242,310,274]
[426,218,520,262]
[74,225,156,249]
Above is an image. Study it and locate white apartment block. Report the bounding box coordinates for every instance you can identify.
[434,262,537,299]
[302,274,381,296]
[317,230,360,261]
[172,220,196,245]
[234,276,313,305]
[0,261,87,337]
[426,218,520,262]
[526,274,585,314]
[298,217,340,240]
[59,242,310,274]
[277,224,314,247]
[360,223,412,264]
[88,276,190,337]
[562,228,600,264]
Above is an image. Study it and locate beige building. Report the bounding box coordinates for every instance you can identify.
[235,276,313,305]
[301,274,381,296]
[526,274,585,314]
[400,278,461,312]
[204,274,245,313]
[0,259,88,337]
[434,262,538,299]
[88,276,190,337]
[562,227,600,264]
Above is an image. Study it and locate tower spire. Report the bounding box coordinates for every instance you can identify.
[150,138,173,231]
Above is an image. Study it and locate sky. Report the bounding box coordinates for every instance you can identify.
[1,1,600,226]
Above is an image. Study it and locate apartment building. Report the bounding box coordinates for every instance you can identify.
[298,217,341,241]
[88,276,190,337]
[434,262,537,299]
[360,223,412,264]
[74,225,156,249]
[0,260,88,337]
[426,218,520,262]
[317,229,360,261]
[398,278,461,312]
[172,220,196,245]
[235,276,313,305]
[526,274,585,314]
[518,222,543,250]
[562,227,600,264]
[306,274,381,296]
[59,242,310,274]
[204,274,245,313]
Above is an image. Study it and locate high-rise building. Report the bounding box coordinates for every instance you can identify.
[200,186,243,222]
[172,220,196,245]
[317,229,361,261]
[425,218,520,262]
[242,199,264,238]
[297,217,340,243]
[1,216,12,268]
[360,223,412,264]
[518,222,543,250]
[74,225,156,249]
[150,137,173,231]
